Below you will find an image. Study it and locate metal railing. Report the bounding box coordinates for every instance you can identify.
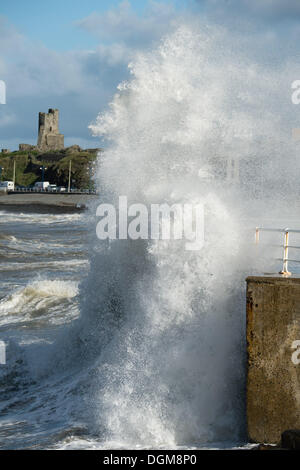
[255,227,300,275]
[6,188,97,194]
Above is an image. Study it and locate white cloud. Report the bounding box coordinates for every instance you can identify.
[93,43,133,66]
[0,19,94,98]
[201,0,300,21]
[77,1,178,45]
[244,0,300,19]
[0,111,17,127]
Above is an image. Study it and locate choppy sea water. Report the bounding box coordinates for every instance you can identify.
[0,208,94,450]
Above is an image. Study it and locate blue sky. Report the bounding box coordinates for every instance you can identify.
[1,0,300,150]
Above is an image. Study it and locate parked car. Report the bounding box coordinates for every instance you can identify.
[57,186,66,193]
[47,184,57,192]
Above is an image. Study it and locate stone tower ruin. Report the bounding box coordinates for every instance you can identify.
[37,108,64,151]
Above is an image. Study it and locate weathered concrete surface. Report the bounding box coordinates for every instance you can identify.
[0,192,98,209]
[247,276,300,444]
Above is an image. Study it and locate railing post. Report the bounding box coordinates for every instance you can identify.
[280,229,291,275]
[255,227,259,245]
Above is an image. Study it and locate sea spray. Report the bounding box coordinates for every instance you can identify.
[79,22,300,446]
[79,25,276,446]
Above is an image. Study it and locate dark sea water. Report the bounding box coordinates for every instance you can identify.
[0,207,95,449]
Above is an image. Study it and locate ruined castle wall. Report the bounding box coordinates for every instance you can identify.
[37,109,64,151]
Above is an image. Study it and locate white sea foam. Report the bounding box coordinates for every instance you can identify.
[0,279,79,324]
[0,259,89,272]
[0,211,83,225]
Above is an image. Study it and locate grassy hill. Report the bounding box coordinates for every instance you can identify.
[0,148,101,189]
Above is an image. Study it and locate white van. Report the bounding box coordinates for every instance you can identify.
[0,181,14,191]
[34,181,50,190]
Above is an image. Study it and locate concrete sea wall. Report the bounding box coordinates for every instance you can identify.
[0,192,98,209]
[247,276,300,443]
